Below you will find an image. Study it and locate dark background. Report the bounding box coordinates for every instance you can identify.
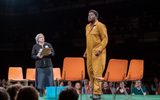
[0,0,160,83]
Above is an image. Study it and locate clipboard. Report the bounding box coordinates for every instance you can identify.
[40,48,51,56]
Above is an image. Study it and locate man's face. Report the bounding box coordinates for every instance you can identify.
[88,12,96,22]
[135,81,141,87]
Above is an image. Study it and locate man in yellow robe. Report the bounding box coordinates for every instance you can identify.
[83,9,108,99]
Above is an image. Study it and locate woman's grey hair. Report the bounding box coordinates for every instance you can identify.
[35,33,44,44]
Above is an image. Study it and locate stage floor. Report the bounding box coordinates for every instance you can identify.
[39,94,160,100]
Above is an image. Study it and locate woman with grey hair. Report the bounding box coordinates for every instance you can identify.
[31,33,55,97]
[0,87,10,100]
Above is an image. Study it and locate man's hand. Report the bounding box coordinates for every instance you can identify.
[83,52,87,58]
[95,50,101,56]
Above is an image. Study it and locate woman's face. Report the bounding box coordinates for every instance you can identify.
[38,34,45,43]
[103,82,108,87]
[120,82,125,88]
[75,83,81,89]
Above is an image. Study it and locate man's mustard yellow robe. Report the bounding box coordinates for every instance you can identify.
[85,20,108,94]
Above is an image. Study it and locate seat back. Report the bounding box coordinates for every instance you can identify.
[104,59,128,82]
[8,67,24,80]
[53,68,61,80]
[62,57,85,81]
[125,59,144,81]
[26,68,35,81]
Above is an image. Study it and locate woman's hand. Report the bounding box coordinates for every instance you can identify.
[37,52,43,58]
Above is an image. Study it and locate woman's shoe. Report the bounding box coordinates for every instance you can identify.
[39,89,45,97]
